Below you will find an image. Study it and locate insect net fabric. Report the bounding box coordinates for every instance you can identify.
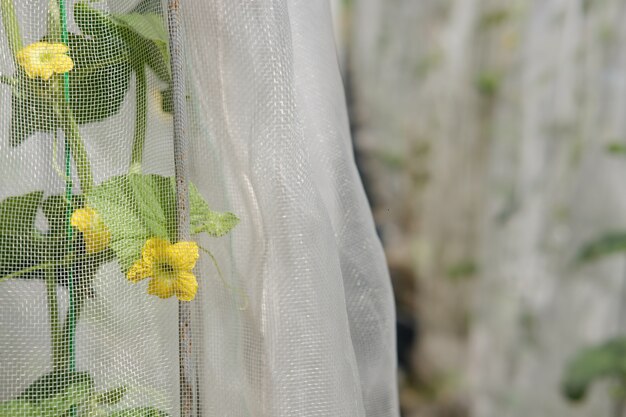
[0,0,398,416]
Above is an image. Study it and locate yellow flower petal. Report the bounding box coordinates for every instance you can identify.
[84,229,110,253]
[130,238,201,301]
[16,41,74,80]
[127,259,152,283]
[39,67,55,81]
[71,207,110,253]
[147,277,174,299]
[141,238,170,265]
[46,43,69,54]
[167,241,199,271]
[51,54,74,74]
[174,272,198,302]
[16,46,35,65]
[70,207,93,230]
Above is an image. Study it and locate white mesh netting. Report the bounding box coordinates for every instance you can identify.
[0,1,399,416]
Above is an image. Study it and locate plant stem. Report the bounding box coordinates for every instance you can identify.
[0,0,22,60]
[62,109,94,194]
[45,267,62,372]
[47,0,61,43]
[45,37,94,195]
[199,245,248,310]
[52,98,94,194]
[198,245,223,281]
[60,281,85,371]
[130,65,147,174]
[0,262,56,283]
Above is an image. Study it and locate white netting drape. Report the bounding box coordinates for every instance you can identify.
[0,1,399,416]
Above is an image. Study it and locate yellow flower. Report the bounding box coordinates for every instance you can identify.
[70,207,111,254]
[16,42,74,80]
[127,238,199,302]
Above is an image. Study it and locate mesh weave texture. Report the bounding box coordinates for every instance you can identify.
[0,1,398,416]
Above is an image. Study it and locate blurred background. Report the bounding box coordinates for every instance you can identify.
[329,1,626,416]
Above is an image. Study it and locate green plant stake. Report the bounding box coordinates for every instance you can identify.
[59,3,77,417]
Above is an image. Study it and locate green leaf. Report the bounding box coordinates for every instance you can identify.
[475,72,500,97]
[87,176,150,240]
[108,237,148,273]
[606,142,626,155]
[71,4,132,124]
[18,370,93,404]
[144,39,171,84]
[37,382,92,416]
[6,381,126,417]
[129,174,175,239]
[0,191,42,233]
[576,232,626,263]
[41,195,113,295]
[112,14,168,45]
[562,337,626,401]
[87,175,239,272]
[0,400,37,417]
[86,178,150,273]
[9,77,58,146]
[75,3,171,91]
[111,13,170,83]
[10,5,132,146]
[478,9,510,30]
[446,259,478,280]
[41,195,83,261]
[87,174,176,272]
[94,386,127,405]
[0,191,114,296]
[0,192,111,288]
[0,192,45,278]
[190,184,239,237]
[130,0,163,14]
[108,408,169,417]
[107,9,172,119]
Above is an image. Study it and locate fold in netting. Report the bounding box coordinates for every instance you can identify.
[0,1,399,416]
